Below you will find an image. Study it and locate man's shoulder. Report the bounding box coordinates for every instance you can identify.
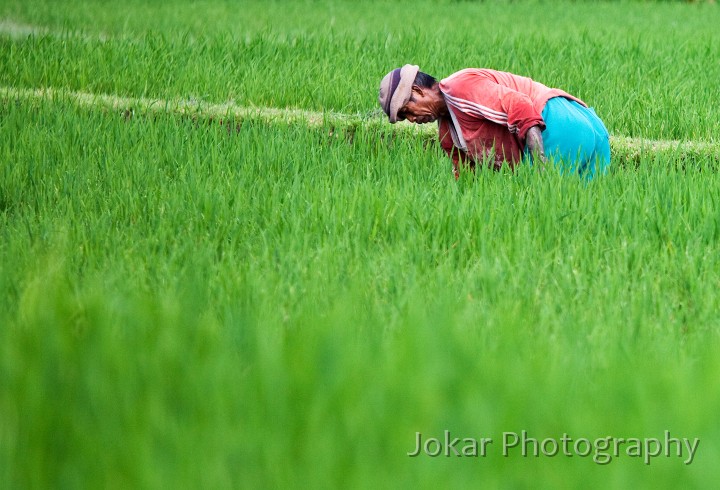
[440,68,497,94]
[441,68,485,84]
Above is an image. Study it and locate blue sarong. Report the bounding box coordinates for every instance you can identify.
[539,96,611,179]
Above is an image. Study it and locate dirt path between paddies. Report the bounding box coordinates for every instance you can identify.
[0,20,47,38]
[2,85,718,162]
[0,19,111,41]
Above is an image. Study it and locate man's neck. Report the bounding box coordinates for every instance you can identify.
[432,84,450,119]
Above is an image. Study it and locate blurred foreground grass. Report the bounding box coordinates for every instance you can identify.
[1,97,720,487]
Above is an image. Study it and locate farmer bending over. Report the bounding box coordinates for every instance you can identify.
[378,65,610,179]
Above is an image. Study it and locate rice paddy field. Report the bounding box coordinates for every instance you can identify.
[1,0,720,488]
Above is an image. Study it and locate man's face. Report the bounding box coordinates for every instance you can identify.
[397,86,442,124]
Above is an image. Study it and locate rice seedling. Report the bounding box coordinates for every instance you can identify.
[1,1,719,488]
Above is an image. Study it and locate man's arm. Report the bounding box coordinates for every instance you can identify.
[525,125,547,164]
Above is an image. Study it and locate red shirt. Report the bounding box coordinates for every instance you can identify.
[437,68,586,177]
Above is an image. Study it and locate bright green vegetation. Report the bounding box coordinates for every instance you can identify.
[2,1,720,488]
[2,0,720,139]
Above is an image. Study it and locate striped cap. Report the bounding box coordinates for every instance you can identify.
[378,64,419,123]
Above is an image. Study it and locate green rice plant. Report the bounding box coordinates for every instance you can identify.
[2,95,720,488]
[2,1,720,488]
[1,0,720,139]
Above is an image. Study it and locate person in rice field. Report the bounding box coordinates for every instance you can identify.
[378,65,611,179]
